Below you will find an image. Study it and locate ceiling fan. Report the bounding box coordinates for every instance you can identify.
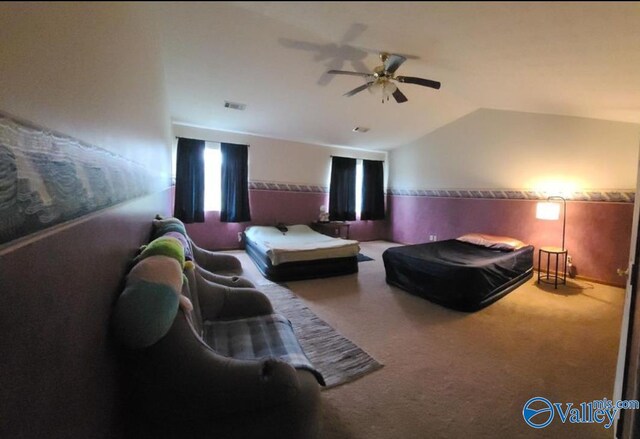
[327,52,441,103]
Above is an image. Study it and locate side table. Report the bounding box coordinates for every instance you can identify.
[310,221,350,239]
[537,246,568,289]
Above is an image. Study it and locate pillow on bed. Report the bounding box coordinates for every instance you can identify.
[456,233,526,251]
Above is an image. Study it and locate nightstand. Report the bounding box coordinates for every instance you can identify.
[311,221,350,239]
[537,246,568,289]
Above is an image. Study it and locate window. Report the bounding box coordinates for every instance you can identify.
[355,160,363,218]
[328,157,385,221]
[203,142,221,211]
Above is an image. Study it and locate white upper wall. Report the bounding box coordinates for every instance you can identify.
[0,2,171,175]
[172,124,387,187]
[389,109,640,192]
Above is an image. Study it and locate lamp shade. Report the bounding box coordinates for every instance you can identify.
[369,80,397,101]
[536,201,561,220]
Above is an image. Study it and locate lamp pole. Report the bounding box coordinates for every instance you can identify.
[547,196,566,251]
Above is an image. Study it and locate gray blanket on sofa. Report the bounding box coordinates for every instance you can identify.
[204,313,325,386]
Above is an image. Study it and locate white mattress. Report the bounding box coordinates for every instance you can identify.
[244,224,360,266]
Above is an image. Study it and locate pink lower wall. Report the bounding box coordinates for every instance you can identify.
[388,195,634,287]
[185,189,388,250]
[0,189,172,438]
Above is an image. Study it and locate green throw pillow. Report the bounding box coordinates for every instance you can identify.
[137,236,185,267]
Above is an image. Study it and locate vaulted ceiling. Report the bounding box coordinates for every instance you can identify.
[156,2,640,150]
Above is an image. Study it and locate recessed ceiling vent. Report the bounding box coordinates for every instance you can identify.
[224,101,247,111]
[352,126,370,133]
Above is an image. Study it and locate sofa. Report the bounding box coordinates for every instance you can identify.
[112,218,323,438]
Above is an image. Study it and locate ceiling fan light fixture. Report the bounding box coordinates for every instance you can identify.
[368,80,397,103]
[327,52,440,104]
[382,81,397,100]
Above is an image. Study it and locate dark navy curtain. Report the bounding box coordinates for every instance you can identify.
[220,142,251,222]
[329,156,356,221]
[173,137,205,223]
[361,159,385,220]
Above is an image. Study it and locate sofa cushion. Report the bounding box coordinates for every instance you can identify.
[204,314,325,385]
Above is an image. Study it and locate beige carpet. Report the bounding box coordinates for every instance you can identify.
[229,241,625,439]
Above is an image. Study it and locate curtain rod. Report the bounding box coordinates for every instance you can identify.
[330,155,385,162]
[175,136,249,147]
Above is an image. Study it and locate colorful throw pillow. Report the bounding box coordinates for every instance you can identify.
[112,279,180,349]
[456,233,526,251]
[151,216,194,264]
[152,216,188,240]
[113,254,194,349]
[128,255,183,294]
[136,236,186,268]
[164,231,194,265]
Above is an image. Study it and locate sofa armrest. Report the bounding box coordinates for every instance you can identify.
[190,238,242,274]
[196,270,273,320]
[196,265,255,288]
[133,312,305,417]
[218,288,274,319]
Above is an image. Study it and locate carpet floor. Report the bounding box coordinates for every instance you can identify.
[229,240,625,439]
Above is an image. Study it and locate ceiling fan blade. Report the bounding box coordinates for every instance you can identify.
[384,54,407,74]
[397,76,441,89]
[327,70,372,77]
[392,87,408,103]
[343,82,374,97]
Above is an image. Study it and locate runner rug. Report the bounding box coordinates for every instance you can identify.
[259,284,383,389]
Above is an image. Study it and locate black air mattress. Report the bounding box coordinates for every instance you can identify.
[383,239,534,311]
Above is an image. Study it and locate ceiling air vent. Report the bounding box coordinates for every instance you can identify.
[224,101,247,111]
[352,126,370,133]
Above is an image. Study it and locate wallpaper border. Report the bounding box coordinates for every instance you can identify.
[0,112,170,246]
[249,180,328,193]
[387,188,635,203]
[248,180,635,203]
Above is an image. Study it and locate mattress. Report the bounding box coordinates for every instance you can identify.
[382,239,534,311]
[244,225,359,265]
[244,225,359,282]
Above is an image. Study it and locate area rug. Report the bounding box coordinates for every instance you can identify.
[357,253,374,262]
[259,284,383,388]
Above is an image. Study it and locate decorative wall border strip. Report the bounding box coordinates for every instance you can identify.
[249,181,328,193]
[386,188,635,203]
[249,181,635,203]
[0,113,169,246]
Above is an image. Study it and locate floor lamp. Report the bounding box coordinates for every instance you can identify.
[535,196,567,288]
[535,196,566,251]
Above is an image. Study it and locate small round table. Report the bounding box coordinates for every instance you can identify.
[537,246,568,289]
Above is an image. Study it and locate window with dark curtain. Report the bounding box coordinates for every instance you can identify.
[174,137,205,223]
[329,156,356,221]
[220,142,251,222]
[361,159,385,220]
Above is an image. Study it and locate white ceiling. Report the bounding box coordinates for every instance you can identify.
[156,1,640,150]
